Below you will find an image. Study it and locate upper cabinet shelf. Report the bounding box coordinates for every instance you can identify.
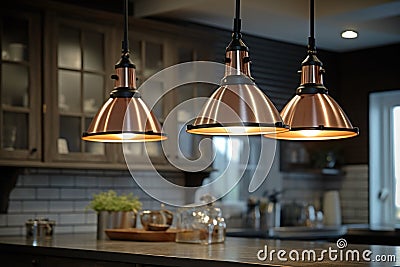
[280,140,346,177]
[0,10,42,161]
[0,1,216,170]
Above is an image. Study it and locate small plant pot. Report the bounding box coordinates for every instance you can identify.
[97,211,137,240]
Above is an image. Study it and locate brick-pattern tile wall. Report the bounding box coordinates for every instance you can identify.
[0,168,184,236]
[281,164,368,225]
[340,165,368,224]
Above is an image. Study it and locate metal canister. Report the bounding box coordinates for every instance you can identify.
[25,218,55,240]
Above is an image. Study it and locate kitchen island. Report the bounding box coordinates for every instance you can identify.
[0,233,399,266]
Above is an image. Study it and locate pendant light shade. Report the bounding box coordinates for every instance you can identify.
[82,96,166,142]
[187,0,288,135]
[264,0,358,140]
[82,0,166,143]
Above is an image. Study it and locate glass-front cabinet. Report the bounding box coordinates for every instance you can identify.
[0,2,216,169]
[44,16,114,163]
[118,33,167,165]
[161,43,216,169]
[0,11,41,161]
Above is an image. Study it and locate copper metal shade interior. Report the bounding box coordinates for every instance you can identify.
[82,97,166,142]
[264,62,359,140]
[264,93,359,140]
[187,78,287,135]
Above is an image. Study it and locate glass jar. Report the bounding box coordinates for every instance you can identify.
[175,196,226,244]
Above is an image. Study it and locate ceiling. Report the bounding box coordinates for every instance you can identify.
[132,0,400,52]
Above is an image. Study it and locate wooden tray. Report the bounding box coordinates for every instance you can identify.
[105,228,177,242]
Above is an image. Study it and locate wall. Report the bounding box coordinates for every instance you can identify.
[0,17,378,235]
[336,43,400,164]
[281,164,368,225]
[0,168,185,236]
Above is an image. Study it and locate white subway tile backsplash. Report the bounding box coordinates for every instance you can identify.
[113,177,136,187]
[37,188,60,200]
[22,201,49,212]
[49,201,74,212]
[59,213,85,225]
[8,201,22,212]
[22,175,49,186]
[1,168,187,236]
[0,215,7,226]
[86,188,103,197]
[85,213,97,224]
[0,226,22,236]
[7,214,35,226]
[50,176,74,187]
[73,201,90,212]
[75,176,98,187]
[34,214,59,221]
[60,188,86,200]
[9,188,35,200]
[55,225,74,234]
[74,225,96,233]
[339,164,369,224]
[98,177,114,187]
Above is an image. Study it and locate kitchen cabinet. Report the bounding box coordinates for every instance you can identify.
[280,141,345,176]
[0,10,42,161]
[0,252,140,267]
[119,28,216,169]
[43,13,116,164]
[117,32,170,165]
[161,41,216,169]
[0,0,217,170]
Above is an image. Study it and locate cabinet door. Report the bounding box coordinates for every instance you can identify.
[162,45,215,168]
[44,15,115,163]
[118,33,168,165]
[0,251,41,267]
[0,11,41,161]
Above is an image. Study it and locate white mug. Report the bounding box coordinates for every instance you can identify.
[323,190,342,226]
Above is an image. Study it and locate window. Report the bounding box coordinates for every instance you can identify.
[394,107,400,220]
[369,90,400,229]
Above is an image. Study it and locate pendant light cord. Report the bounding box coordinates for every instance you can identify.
[308,0,316,51]
[233,0,241,35]
[122,0,129,54]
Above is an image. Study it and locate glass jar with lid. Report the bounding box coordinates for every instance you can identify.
[175,195,226,244]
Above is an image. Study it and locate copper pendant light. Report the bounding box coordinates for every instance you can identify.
[186,0,288,136]
[264,0,358,140]
[82,0,166,142]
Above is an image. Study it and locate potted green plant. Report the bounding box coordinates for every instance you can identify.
[88,190,142,240]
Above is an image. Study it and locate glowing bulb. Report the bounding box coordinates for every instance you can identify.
[299,130,320,137]
[341,30,358,39]
[228,127,247,134]
[121,133,138,140]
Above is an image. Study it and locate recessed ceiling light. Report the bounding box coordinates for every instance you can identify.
[341,30,358,39]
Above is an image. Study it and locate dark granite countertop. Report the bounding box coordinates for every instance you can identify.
[1,233,400,266]
[227,225,400,245]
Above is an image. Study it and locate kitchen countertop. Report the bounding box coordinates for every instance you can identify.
[226,225,400,245]
[1,233,400,266]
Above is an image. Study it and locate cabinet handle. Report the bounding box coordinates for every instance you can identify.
[31,259,39,266]
[30,148,38,155]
